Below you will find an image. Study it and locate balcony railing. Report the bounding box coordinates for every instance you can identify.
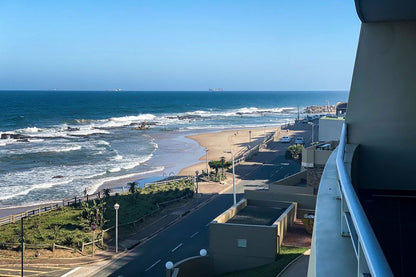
[336,123,393,276]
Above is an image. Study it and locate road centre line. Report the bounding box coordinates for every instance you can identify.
[60,267,81,277]
[171,243,183,252]
[190,231,199,238]
[145,259,161,272]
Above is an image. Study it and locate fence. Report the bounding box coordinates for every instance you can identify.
[233,129,278,164]
[0,176,193,227]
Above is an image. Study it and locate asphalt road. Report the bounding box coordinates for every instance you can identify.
[99,145,300,277]
[0,265,73,276]
[100,192,242,277]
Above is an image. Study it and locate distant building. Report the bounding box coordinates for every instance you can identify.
[335,102,348,115]
[318,116,344,141]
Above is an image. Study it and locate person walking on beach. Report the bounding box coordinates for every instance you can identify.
[84,188,87,198]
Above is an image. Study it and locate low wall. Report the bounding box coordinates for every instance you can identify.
[209,199,297,275]
[245,190,316,211]
[168,256,213,277]
[269,184,314,195]
[210,222,278,275]
[212,198,246,223]
[273,202,297,245]
[270,170,307,187]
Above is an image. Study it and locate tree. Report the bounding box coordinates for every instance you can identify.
[102,188,111,198]
[81,199,107,228]
[209,160,232,176]
[128,182,137,194]
[285,144,304,163]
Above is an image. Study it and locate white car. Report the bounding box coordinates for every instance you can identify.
[280,136,291,143]
[294,137,304,144]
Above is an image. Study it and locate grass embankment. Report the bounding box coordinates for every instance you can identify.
[221,246,309,277]
[0,179,194,251]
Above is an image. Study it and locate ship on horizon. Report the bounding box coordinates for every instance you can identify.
[209,88,223,92]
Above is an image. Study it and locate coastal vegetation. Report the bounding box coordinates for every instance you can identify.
[285,144,304,163]
[209,160,232,176]
[0,179,194,253]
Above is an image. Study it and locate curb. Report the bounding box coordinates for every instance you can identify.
[0,256,112,267]
[275,249,310,277]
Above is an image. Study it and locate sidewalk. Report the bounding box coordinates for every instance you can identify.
[106,192,217,252]
[278,250,311,277]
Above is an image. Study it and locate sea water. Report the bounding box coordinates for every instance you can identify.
[0,91,348,207]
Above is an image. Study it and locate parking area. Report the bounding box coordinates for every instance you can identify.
[0,265,74,277]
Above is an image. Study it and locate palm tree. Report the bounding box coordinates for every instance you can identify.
[128,182,137,194]
[102,188,111,198]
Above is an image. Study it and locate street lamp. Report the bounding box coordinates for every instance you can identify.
[200,249,207,256]
[195,170,199,201]
[114,203,120,253]
[205,149,209,176]
[308,122,315,144]
[224,151,236,205]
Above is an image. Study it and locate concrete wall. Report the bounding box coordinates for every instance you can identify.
[302,142,337,168]
[168,256,213,277]
[346,22,416,191]
[269,183,314,196]
[319,118,344,142]
[306,167,324,194]
[209,200,296,275]
[212,198,247,223]
[209,222,278,275]
[245,189,316,210]
[270,170,307,187]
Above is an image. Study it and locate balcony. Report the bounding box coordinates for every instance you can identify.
[308,124,393,276]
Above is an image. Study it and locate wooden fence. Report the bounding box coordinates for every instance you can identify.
[0,176,192,227]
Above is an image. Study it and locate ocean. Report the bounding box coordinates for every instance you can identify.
[0,90,348,207]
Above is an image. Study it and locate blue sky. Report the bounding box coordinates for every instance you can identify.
[0,0,360,90]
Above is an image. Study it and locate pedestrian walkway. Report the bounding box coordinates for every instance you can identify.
[278,250,311,277]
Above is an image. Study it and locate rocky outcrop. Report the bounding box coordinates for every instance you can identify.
[304,105,336,114]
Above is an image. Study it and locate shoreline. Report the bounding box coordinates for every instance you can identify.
[0,124,288,217]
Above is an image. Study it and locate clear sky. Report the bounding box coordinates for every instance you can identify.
[0,0,361,91]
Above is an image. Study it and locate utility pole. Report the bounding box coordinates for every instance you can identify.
[205,149,208,176]
[297,105,300,121]
[21,217,24,277]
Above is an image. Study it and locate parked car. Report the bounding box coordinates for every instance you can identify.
[280,136,291,143]
[294,137,304,144]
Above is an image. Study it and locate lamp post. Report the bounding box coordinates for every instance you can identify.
[205,149,208,176]
[249,130,252,143]
[20,217,25,277]
[114,203,120,253]
[224,151,236,205]
[195,170,199,202]
[308,122,315,144]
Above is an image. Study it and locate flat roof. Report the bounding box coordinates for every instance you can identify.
[320,116,345,121]
[226,205,284,226]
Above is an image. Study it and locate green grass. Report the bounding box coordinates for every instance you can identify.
[0,207,90,248]
[220,246,309,277]
[103,179,194,228]
[0,179,194,249]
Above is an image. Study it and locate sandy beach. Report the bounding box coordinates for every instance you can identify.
[179,125,300,176]
[0,124,302,218]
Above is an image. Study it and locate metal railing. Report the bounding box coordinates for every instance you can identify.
[336,123,393,276]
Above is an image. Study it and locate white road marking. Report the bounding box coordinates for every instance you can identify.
[171,243,183,252]
[60,267,81,277]
[145,259,161,272]
[206,222,211,227]
[190,231,199,238]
